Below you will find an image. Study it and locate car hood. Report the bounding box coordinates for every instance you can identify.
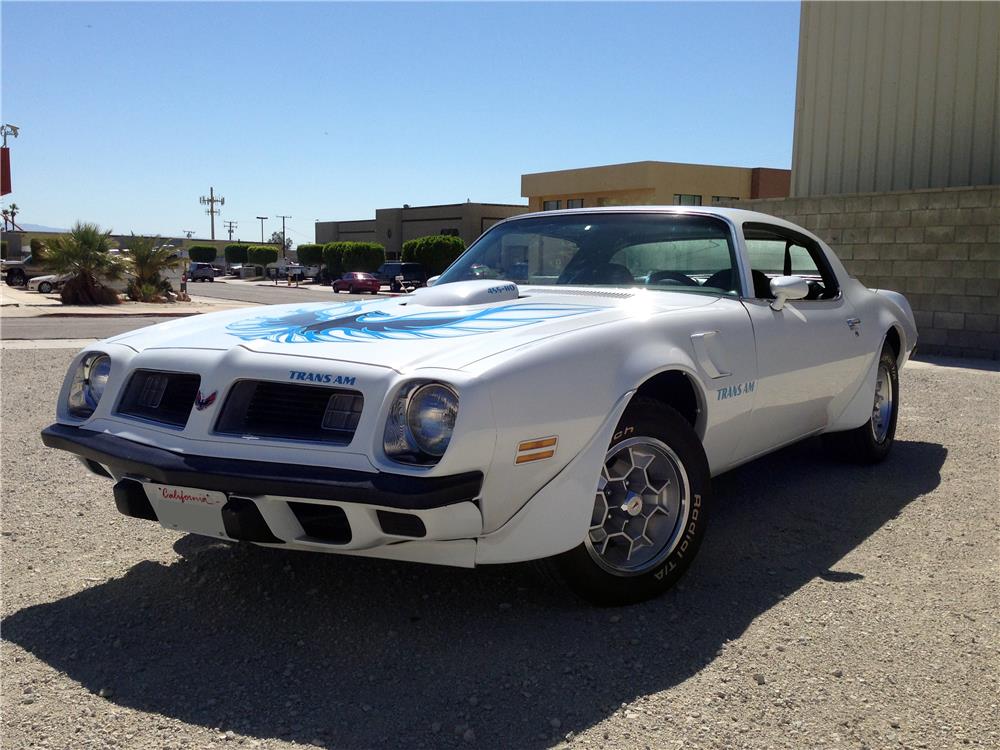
[105,281,720,372]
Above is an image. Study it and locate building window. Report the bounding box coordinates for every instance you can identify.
[673,194,702,206]
[566,198,584,209]
[542,200,562,211]
[712,196,739,204]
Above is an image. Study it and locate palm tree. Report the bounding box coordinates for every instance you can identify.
[123,234,184,302]
[44,222,125,305]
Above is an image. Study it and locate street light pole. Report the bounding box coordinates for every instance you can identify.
[256,216,268,243]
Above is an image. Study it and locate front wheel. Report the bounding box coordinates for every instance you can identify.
[823,343,899,464]
[37,281,53,294]
[552,398,711,606]
[6,269,25,287]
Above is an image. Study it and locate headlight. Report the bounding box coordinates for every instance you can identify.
[383,382,459,464]
[67,352,112,418]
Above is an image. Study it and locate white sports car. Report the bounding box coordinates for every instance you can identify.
[42,207,917,604]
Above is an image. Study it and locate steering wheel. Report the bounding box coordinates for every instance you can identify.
[646,270,699,287]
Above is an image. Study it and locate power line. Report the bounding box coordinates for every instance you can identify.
[199,187,225,240]
[223,220,238,241]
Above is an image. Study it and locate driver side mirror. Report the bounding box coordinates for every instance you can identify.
[769,275,809,311]
[427,275,440,287]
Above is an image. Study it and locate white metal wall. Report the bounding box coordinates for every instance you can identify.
[792,1,1000,197]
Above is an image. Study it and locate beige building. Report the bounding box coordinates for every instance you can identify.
[792,1,1000,197]
[520,161,790,212]
[316,202,528,259]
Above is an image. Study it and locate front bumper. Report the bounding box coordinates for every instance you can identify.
[42,423,483,510]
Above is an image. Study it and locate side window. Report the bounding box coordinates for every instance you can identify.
[742,223,840,300]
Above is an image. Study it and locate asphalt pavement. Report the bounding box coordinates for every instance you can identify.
[186,279,351,305]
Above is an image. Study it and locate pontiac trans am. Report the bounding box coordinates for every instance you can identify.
[42,207,917,604]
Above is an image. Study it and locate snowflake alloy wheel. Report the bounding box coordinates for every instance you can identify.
[584,436,690,576]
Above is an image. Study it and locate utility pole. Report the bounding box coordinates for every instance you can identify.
[199,186,225,240]
[276,214,291,259]
[256,216,268,243]
[223,220,238,241]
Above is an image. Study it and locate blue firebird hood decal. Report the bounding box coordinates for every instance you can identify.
[225,301,603,343]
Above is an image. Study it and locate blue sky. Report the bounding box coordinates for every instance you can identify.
[2,1,800,244]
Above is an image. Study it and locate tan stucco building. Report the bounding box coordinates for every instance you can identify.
[520,161,790,212]
[316,202,529,259]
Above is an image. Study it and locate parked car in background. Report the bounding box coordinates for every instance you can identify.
[376,261,428,292]
[40,207,917,605]
[188,262,216,282]
[27,273,72,294]
[332,272,381,294]
[3,255,50,287]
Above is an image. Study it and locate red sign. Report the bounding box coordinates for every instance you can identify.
[0,147,10,196]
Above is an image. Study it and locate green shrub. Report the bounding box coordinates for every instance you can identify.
[296,243,324,266]
[341,242,385,273]
[248,246,278,265]
[224,244,249,265]
[401,234,466,275]
[188,244,217,263]
[322,243,345,277]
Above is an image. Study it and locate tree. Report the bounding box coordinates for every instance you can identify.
[44,222,126,305]
[269,231,292,254]
[224,244,249,266]
[401,235,466,275]
[248,246,278,265]
[124,234,184,302]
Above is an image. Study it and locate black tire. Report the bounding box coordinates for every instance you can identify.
[823,342,899,464]
[37,281,53,294]
[348,286,355,294]
[209,277,214,282]
[552,398,712,606]
[6,269,25,287]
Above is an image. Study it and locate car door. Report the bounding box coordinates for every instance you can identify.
[735,223,868,459]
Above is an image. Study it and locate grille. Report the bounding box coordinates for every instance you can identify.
[215,380,363,444]
[117,370,201,427]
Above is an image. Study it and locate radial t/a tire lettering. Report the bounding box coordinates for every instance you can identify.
[552,397,712,606]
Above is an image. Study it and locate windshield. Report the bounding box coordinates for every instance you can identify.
[436,212,740,295]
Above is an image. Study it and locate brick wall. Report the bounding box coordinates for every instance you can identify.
[719,186,1000,360]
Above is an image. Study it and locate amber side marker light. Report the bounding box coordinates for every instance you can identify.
[515,436,558,464]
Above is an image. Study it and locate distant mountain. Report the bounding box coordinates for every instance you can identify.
[16,223,69,233]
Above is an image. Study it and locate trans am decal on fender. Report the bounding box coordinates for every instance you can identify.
[224,302,603,343]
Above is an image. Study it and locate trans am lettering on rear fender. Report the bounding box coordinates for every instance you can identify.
[224,302,603,344]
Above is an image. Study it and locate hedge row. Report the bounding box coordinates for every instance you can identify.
[248,246,279,265]
[322,242,385,274]
[296,243,324,266]
[401,234,465,275]
[224,243,249,264]
[188,244,217,263]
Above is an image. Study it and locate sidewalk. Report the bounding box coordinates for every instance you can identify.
[0,284,250,319]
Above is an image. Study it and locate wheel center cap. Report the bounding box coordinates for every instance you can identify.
[621,492,643,517]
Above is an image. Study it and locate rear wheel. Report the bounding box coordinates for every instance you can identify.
[552,398,711,606]
[6,269,25,286]
[348,285,355,294]
[823,342,899,464]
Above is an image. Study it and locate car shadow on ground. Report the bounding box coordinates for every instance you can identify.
[3,439,945,749]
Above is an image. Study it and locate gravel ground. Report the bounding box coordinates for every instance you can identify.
[2,349,997,750]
